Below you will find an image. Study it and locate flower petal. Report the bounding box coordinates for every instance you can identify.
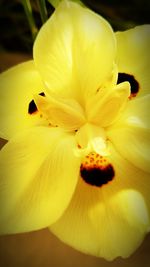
[0,127,80,234]
[107,94,150,173]
[0,61,47,140]
[50,142,150,260]
[33,0,116,103]
[86,81,130,127]
[116,25,150,98]
[34,93,86,131]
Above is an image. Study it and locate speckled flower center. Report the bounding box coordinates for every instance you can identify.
[80,152,115,187]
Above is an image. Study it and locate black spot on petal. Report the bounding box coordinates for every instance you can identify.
[117,73,139,98]
[28,91,45,115]
[39,92,45,97]
[28,100,38,114]
[80,164,115,187]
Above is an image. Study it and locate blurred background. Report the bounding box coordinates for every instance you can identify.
[0,0,150,266]
[0,0,150,70]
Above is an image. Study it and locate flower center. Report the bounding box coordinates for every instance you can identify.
[80,152,115,187]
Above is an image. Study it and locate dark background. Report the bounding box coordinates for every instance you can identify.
[0,0,150,54]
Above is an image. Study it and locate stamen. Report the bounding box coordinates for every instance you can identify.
[80,152,115,187]
[117,73,139,99]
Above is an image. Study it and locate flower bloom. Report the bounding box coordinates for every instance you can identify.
[0,0,150,260]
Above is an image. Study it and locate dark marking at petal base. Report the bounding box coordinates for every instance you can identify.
[39,92,45,97]
[28,92,45,115]
[28,100,38,114]
[117,73,139,98]
[80,164,115,187]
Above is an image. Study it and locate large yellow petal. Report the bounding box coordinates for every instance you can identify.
[0,61,47,140]
[107,94,150,173]
[50,142,150,260]
[33,0,116,104]
[116,25,150,98]
[0,127,80,234]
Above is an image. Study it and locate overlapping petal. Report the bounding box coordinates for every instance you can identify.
[108,25,150,173]
[0,127,80,234]
[34,93,86,131]
[86,81,130,127]
[33,0,116,104]
[50,142,150,260]
[107,95,150,173]
[0,61,46,140]
[116,25,150,98]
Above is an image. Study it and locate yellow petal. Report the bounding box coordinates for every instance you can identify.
[107,94,150,173]
[0,127,80,234]
[34,92,86,131]
[33,0,116,104]
[86,81,130,127]
[116,25,150,98]
[0,61,47,140]
[50,142,150,260]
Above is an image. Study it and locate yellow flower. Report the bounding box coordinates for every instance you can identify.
[0,0,150,261]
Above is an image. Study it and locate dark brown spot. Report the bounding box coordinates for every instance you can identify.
[117,73,139,98]
[39,92,45,97]
[28,92,45,115]
[28,100,37,114]
[80,164,115,187]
